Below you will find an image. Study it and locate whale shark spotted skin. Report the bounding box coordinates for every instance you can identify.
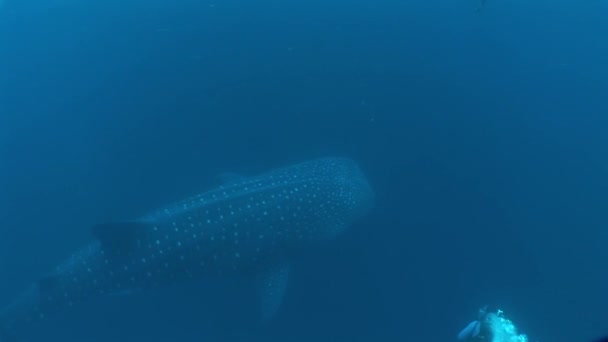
[0,157,374,339]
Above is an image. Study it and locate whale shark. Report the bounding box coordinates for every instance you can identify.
[0,157,374,340]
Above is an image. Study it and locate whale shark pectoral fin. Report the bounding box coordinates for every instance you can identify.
[92,221,150,251]
[256,261,290,322]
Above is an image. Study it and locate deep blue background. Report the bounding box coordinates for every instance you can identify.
[1,0,607,341]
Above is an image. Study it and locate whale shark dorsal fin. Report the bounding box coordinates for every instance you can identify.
[92,221,149,250]
[256,261,290,323]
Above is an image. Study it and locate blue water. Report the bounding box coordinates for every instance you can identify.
[1,0,607,341]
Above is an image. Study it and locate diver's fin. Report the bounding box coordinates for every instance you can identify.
[457,320,481,340]
[217,172,247,185]
[256,261,290,322]
[92,221,149,250]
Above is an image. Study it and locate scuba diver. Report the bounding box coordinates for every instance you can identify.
[457,305,529,342]
[458,305,491,342]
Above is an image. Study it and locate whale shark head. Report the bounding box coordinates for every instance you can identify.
[312,157,374,239]
[333,158,374,220]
